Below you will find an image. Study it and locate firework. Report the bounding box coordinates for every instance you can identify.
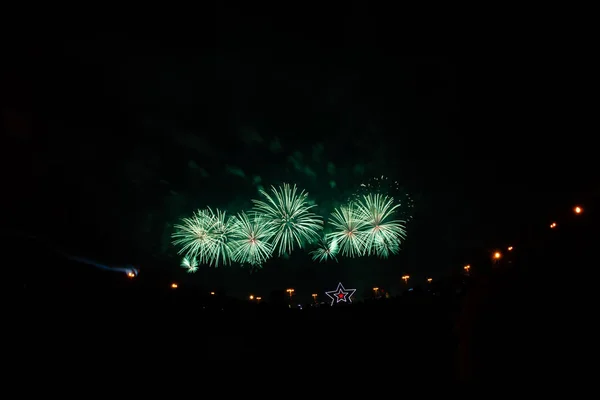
[326,204,368,257]
[354,193,406,258]
[252,183,323,256]
[351,175,415,222]
[171,207,236,267]
[309,236,339,263]
[180,255,198,273]
[373,236,401,258]
[172,209,214,263]
[172,178,411,271]
[230,212,274,268]
[203,207,237,267]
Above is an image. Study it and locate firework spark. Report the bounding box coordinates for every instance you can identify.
[180,255,198,273]
[230,212,274,268]
[252,183,323,256]
[203,207,237,267]
[171,207,236,267]
[309,236,339,263]
[172,209,214,263]
[351,175,415,222]
[354,193,406,258]
[326,204,368,257]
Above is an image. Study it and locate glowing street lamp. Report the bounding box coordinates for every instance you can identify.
[311,293,318,302]
[427,278,432,283]
[507,246,513,251]
[256,297,262,302]
[402,275,410,284]
[171,283,178,289]
[286,288,295,300]
[574,206,583,215]
[127,271,135,278]
[249,295,254,300]
[492,251,502,267]
[550,222,557,229]
[210,291,215,295]
[464,264,471,274]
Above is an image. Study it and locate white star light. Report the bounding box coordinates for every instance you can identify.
[325,282,356,306]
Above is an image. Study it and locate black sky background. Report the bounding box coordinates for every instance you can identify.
[2,14,597,298]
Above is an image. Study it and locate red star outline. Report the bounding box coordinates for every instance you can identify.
[325,282,356,306]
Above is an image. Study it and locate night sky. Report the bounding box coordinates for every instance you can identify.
[3,16,596,299]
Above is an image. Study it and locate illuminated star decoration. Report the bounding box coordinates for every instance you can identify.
[325,282,356,306]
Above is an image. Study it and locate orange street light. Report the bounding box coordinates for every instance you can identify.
[210,291,215,295]
[574,206,583,215]
[256,297,262,301]
[492,252,502,267]
[286,288,295,299]
[249,295,254,300]
[402,275,410,284]
[550,222,557,229]
[171,283,178,289]
[127,271,135,278]
[427,278,432,283]
[507,246,513,251]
